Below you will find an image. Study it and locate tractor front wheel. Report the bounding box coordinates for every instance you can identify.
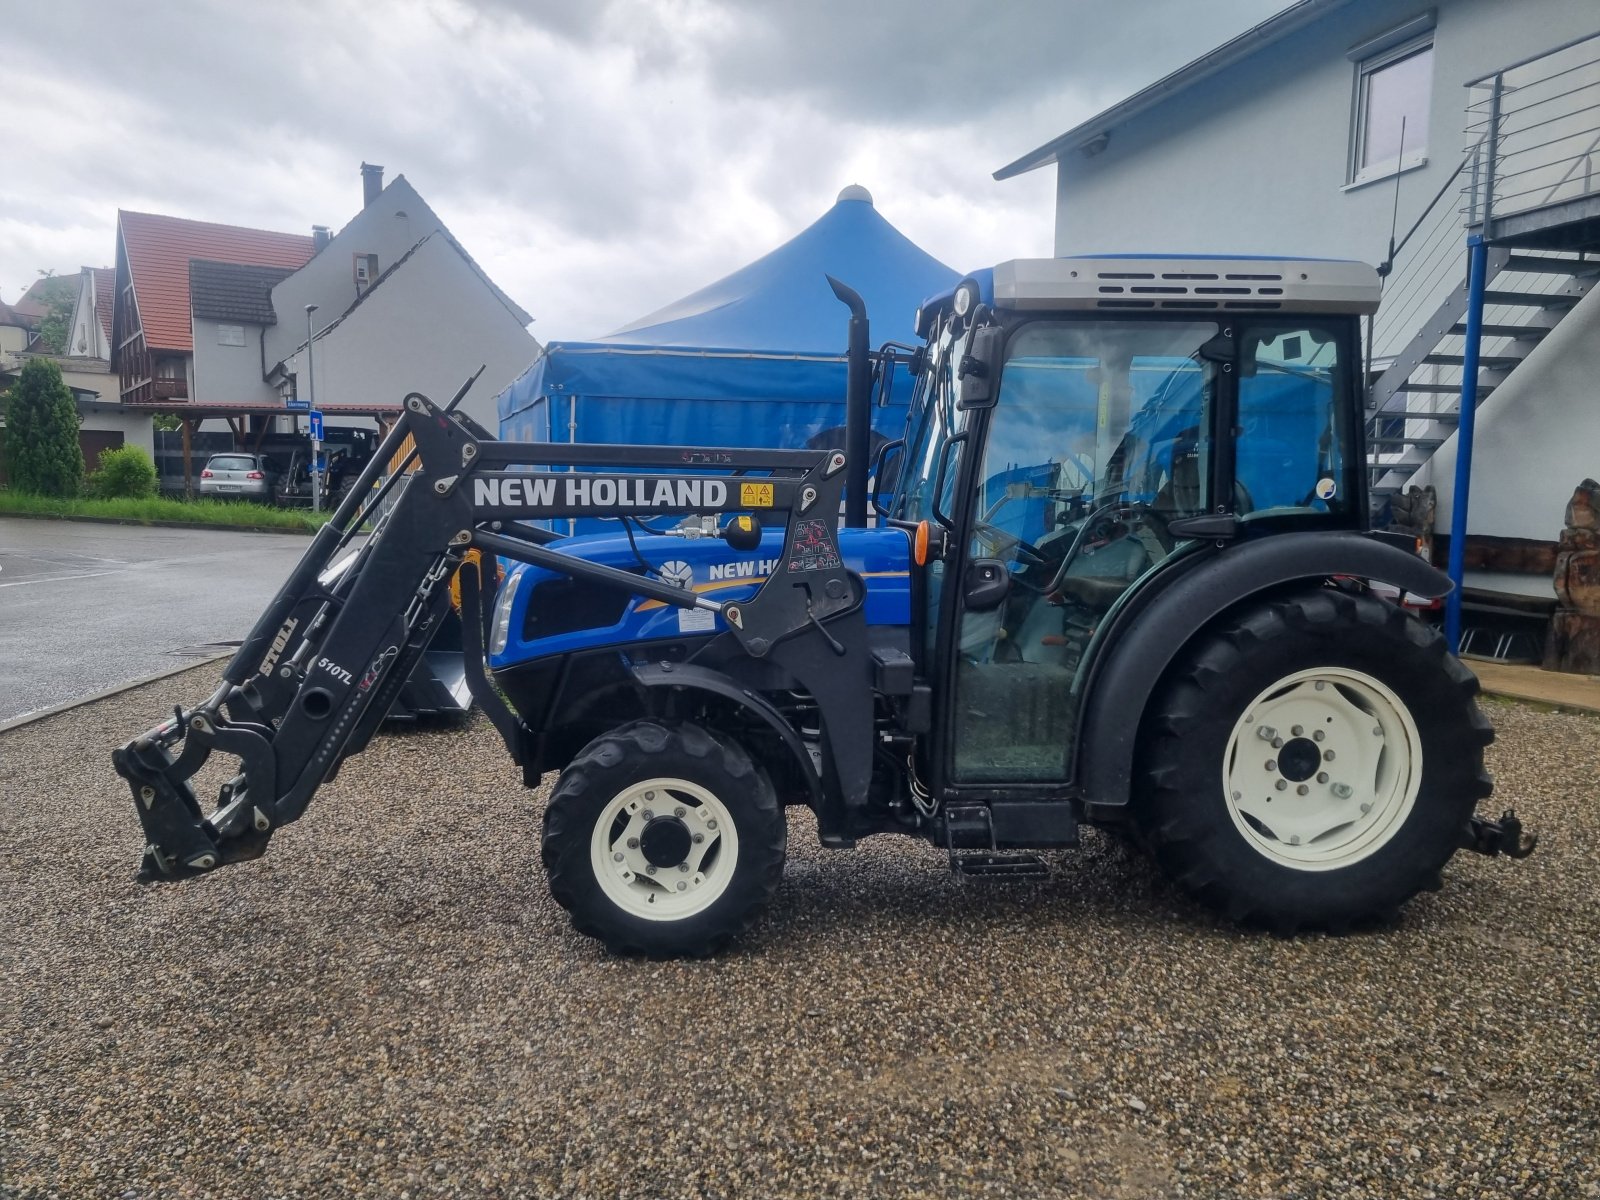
[1134,588,1493,932]
[542,720,785,957]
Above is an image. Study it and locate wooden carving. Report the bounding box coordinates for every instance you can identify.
[1544,478,1600,674]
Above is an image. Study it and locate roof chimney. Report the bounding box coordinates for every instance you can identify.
[312,225,331,251]
[360,162,385,208]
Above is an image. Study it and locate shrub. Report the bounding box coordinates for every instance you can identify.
[2,359,83,497]
[87,445,159,499]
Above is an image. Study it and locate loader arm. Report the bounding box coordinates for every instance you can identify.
[115,389,865,883]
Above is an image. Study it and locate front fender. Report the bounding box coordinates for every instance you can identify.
[1077,530,1449,820]
[630,661,825,810]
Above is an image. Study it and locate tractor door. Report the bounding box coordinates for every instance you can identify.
[932,317,1225,787]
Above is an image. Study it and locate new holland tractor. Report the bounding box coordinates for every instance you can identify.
[116,256,1534,957]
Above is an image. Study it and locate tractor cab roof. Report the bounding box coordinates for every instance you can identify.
[916,255,1381,337]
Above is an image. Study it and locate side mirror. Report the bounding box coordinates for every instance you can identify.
[957,326,1005,409]
[963,558,1012,612]
[870,438,905,517]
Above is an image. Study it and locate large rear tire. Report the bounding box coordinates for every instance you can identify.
[1133,588,1493,932]
[542,720,785,957]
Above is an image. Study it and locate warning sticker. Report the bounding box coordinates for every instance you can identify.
[678,607,716,633]
[787,519,842,573]
[741,482,775,508]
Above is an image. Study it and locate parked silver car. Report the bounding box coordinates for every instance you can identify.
[198,453,279,502]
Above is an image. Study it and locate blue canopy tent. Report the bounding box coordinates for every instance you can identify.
[497,186,958,459]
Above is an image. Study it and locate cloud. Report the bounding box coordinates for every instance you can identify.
[0,0,1283,342]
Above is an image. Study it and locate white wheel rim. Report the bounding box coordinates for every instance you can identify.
[589,777,739,921]
[1221,667,1421,871]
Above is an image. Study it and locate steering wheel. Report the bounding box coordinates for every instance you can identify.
[972,520,1049,568]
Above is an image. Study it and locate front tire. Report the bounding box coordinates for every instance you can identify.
[1134,588,1493,932]
[542,720,785,957]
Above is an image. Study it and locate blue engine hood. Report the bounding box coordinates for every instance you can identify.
[489,525,912,670]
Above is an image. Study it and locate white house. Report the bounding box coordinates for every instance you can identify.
[996,0,1600,554]
[110,164,539,486]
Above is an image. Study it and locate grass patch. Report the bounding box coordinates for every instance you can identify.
[0,489,334,533]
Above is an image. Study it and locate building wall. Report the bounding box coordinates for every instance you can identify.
[262,177,445,368]
[1051,0,1598,267]
[191,317,277,405]
[279,235,539,430]
[1415,289,1600,540]
[68,270,110,360]
[76,402,155,457]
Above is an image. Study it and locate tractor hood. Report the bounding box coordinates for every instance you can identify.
[488,525,912,670]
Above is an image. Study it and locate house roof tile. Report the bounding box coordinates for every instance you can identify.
[10,274,77,322]
[118,211,314,352]
[92,267,115,342]
[189,260,295,325]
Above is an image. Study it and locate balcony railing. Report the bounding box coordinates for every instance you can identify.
[1464,31,1600,234]
[152,377,188,400]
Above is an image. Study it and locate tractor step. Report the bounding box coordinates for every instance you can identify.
[950,852,1052,881]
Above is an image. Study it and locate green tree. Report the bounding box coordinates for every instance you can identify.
[30,270,76,356]
[2,358,83,496]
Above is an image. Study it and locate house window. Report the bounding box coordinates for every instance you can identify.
[1350,32,1433,185]
[217,324,246,347]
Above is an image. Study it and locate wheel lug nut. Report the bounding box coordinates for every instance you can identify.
[1265,761,1276,772]
[1257,726,1277,741]
[1275,780,1288,792]
[675,807,686,818]
[645,791,656,801]
[646,864,656,875]
[1314,681,1326,691]
[692,833,705,844]
[1373,726,1383,737]
[627,838,639,849]
[1313,730,1325,742]
[706,819,718,830]
[642,810,654,820]
[613,852,624,862]
[679,863,689,872]
[1323,750,1336,761]
[1317,772,1329,784]
[677,882,688,891]
[1296,784,1309,796]
[1291,725,1304,737]
[1359,801,1372,814]
[1272,738,1284,749]
[1332,783,1354,799]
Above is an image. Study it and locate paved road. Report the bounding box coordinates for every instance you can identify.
[0,518,308,723]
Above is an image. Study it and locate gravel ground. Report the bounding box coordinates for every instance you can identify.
[2,669,1597,1199]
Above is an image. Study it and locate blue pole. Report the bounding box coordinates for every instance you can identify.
[1445,234,1489,654]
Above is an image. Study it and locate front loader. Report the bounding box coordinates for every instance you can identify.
[116,259,1533,957]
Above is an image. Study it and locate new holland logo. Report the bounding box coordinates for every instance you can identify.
[658,560,694,589]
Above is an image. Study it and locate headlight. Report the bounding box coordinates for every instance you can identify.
[489,566,523,656]
[952,280,979,318]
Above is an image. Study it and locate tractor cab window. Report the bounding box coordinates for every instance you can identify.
[1234,322,1356,523]
[949,318,1221,784]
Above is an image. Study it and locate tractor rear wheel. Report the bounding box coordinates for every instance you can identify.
[542,719,785,957]
[1134,588,1493,932]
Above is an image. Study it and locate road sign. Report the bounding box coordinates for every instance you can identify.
[309,410,324,440]
[285,398,310,412]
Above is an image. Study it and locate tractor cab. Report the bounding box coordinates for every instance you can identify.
[891,257,1375,792]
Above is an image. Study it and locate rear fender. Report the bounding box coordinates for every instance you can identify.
[1077,530,1450,820]
[630,661,825,810]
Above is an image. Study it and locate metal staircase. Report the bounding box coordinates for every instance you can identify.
[1366,31,1600,505]
[1368,249,1596,498]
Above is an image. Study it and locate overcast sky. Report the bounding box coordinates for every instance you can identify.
[3,0,1284,342]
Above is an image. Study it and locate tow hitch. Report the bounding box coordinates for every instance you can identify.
[1464,808,1538,859]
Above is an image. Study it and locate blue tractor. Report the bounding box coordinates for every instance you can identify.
[116,256,1533,957]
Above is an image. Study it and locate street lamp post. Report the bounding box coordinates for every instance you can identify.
[305,304,321,513]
